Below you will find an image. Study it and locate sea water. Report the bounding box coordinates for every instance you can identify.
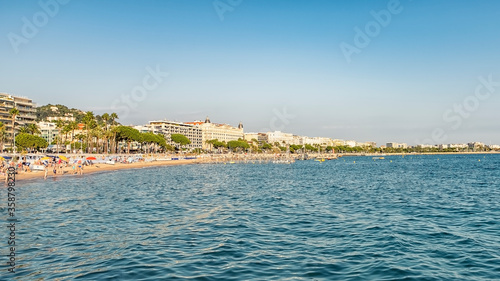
[1,154,499,280]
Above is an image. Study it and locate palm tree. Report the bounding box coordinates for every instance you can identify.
[27,123,41,135]
[54,120,65,153]
[82,112,95,153]
[101,113,110,153]
[9,107,19,152]
[109,112,118,153]
[68,121,79,143]
[0,122,7,152]
[90,125,103,153]
[62,125,72,151]
[18,126,29,134]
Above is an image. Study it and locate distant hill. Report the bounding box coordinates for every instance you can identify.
[36,104,86,122]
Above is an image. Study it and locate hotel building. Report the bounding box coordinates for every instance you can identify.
[149,120,203,149]
[0,93,37,146]
[185,117,244,150]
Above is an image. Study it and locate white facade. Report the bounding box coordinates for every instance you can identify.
[195,121,244,149]
[244,133,259,142]
[302,137,332,146]
[344,140,357,147]
[149,120,202,149]
[266,131,295,145]
[47,116,75,122]
[387,142,408,149]
[38,121,59,144]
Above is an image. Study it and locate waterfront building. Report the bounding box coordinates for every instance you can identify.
[302,136,333,147]
[0,93,37,146]
[386,142,408,149]
[332,139,346,146]
[488,144,500,150]
[244,133,260,142]
[358,141,377,147]
[186,117,244,150]
[344,140,357,147]
[133,125,157,134]
[265,131,296,146]
[417,144,435,149]
[468,142,485,151]
[149,120,202,149]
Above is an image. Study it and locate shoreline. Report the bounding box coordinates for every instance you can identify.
[11,159,205,183]
[8,151,499,183]
[339,151,500,157]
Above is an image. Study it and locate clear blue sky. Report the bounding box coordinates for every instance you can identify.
[1,0,499,145]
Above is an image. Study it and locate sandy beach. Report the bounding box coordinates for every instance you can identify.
[10,158,206,183]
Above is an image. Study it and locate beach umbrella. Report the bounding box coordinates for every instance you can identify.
[86,157,97,160]
[41,157,51,161]
[58,155,68,161]
[0,156,4,161]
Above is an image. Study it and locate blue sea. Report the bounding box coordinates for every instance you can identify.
[1,154,499,280]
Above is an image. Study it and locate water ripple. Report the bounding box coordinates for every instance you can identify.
[2,154,499,280]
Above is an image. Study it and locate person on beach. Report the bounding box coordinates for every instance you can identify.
[44,165,48,179]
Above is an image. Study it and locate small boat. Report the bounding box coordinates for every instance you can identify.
[105,160,116,165]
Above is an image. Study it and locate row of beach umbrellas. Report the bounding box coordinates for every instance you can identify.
[38,156,97,161]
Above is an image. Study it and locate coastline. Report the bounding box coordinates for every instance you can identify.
[11,158,205,183]
[8,151,498,183]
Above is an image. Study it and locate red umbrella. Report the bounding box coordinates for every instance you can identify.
[86,157,97,160]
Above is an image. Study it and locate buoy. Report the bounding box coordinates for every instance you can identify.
[353,161,355,163]
[390,160,392,163]
[478,160,481,162]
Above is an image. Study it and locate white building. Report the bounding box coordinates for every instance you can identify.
[344,140,357,147]
[244,133,260,142]
[186,117,244,150]
[149,120,203,149]
[357,141,376,147]
[302,136,333,146]
[266,131,296,146]
[38,121,59,144]
[47,116,75,122]
[387,142,408,149]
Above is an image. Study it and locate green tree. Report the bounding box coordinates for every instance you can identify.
[9,107,19,150]
[261,142,272,150]
[227,140,250,152]
[82,111,95,153]
[115,126,141,153]
[101,113,110,153]
[53,119,66,153]
[171,134,191,152]
[109,112,119,153]
[0,122,7,152]
[15,133,48,151]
